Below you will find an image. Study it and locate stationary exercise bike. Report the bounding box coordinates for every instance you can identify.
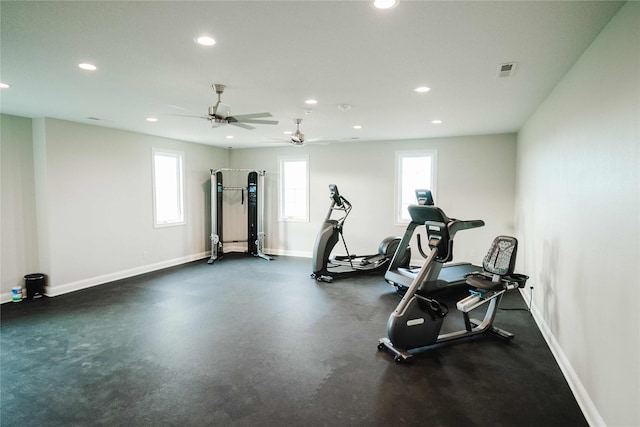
[311,184,409,283]
[378,205,528,363]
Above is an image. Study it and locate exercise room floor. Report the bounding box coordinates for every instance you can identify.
[1,255,587,426]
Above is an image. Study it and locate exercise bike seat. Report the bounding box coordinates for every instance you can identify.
[466,273,504,291]
[465,236,518,291]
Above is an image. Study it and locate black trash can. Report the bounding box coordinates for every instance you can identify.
[24,274,45,299]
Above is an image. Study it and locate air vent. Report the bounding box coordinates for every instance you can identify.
[497,62,518,78]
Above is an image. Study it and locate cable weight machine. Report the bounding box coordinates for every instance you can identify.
[208,168,272,264]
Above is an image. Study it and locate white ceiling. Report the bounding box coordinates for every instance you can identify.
[0,1,623,148]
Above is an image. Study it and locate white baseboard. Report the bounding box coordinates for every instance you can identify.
[522,290,604,427]
[265,248,312,258]
[3,252,209,301]
[4,250,311,303]
[213,246,312,259]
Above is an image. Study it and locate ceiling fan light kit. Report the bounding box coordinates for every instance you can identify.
[291,118,305,145]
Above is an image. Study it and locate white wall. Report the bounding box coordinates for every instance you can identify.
[516,3,639,426]
[1,114,39,295]
[3,119,517,299]
[229,133,517,265]
[2,118,516,298]
[29,119,228,296]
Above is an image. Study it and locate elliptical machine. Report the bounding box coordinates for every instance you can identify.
[311,184,409,283]
[378,205,528,363]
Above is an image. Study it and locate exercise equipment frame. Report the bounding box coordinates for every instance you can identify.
[208,168,271,264]
[378,210,528,363]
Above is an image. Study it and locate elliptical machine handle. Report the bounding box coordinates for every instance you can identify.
[341,196,352,210]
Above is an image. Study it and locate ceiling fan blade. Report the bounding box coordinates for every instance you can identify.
[232,112,273,120]
[230,122,255,130]
[237,119,279,125]
[306,138,335,145]
[169,113,212,120]
[168,104,192,112]
[260,140,289,144]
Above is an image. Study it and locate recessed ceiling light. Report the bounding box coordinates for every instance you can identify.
[353,125,362,129]
[146,117,158,122]
[305,99,318,105]
[226,135,234,139]
[415,86,431,93]
[373,0,398,9]
[284,131,293,135]
[0,83,10,89]
[78,63,97,71]
[195,35,216,46]
[431,119,443,124]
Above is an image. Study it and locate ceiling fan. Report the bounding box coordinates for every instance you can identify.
[178,84,279,130]
[289,118,306,146]
[268,118,331,146]
[261,118,334,147]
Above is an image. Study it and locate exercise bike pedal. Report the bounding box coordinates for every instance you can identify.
[489,325,515,341]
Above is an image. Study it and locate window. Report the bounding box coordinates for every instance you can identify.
[396,150,437,223]
[279,155,309,222]
[152,149,185,227]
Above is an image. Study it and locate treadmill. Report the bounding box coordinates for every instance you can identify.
[384,190,484,295]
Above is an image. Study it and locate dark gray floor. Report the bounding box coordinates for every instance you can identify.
[1,254,586,426]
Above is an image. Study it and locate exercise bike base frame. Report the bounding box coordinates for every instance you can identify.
[378,231,525,364]
[378,286,517,363]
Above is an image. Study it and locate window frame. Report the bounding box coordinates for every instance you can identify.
[278,155,309,222]
[152,148,185,228]
[394,149,438,225]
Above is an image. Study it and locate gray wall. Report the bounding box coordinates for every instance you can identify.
[516,3,639,426]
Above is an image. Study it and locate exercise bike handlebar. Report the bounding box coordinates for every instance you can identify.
[449,219,485,235]
[394,239,441,317]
